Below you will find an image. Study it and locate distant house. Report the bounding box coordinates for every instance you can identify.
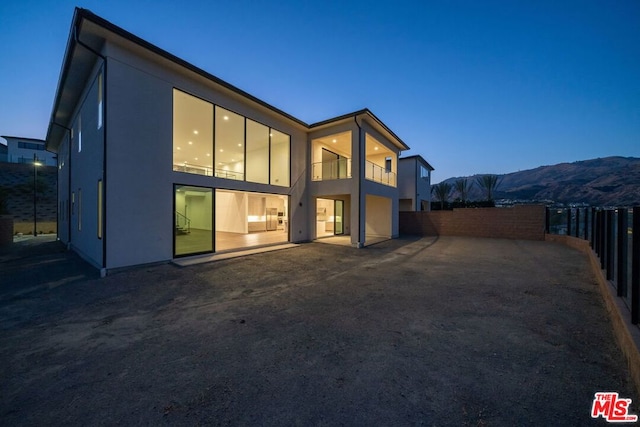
[1,136,57,166]
[45,8,433,274]
[398,155,434,211]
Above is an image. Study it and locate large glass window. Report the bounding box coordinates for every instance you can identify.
[245,119,269,184]
[174,185,213,256]
[270,130,290,187]
[172,88,291,187]
[173,90,214,176]
[215,106,244,180]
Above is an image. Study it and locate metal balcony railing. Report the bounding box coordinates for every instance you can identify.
[312,158,351,181]
[365,160,396,187]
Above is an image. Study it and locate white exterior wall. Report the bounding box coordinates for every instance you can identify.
[102,41,309,269]
[398,157,432,211]
[66,62,105,268]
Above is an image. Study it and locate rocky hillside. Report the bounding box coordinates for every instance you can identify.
[441,156,640,206]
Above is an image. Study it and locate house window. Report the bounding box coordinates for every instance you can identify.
[97,72,103,130]
[78,188,82,231]
[245,119,269,184]
[172,88,291,186]
[97,180,103,239]
[78,116,82,153]
[385,157,392,172]
[174,185,213,256]
[215,106,244,180]
[420,165,429,179]
[270,129,290,187]
[173,89,214,176]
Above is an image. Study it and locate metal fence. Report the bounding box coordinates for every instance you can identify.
[546,207,639,325]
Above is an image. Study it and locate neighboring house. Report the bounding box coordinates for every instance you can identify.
[46,8,428,274]
[1,136,57,166]
[0,142,6,162]
[398,155,434,211]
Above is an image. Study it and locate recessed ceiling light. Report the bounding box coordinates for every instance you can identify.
[238,144,242,147]
[188,141,193,145]
[231,158,235,162]
[218,162,223,165]
[206,153,210,156]
[223,116,229,121]
[332,139,337,143]
[374,146,379,150]
[269,133,273,137]
[195,157,198,160]
[219,149,224,152]
[193,130,198,134]
[177,147,181,150]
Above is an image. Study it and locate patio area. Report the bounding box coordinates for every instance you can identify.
[0,235,637,425]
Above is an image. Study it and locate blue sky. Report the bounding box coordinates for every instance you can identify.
[1,0,638,182]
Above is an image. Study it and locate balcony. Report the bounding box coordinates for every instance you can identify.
[173,163,244,180]
[365,160,396,187]
[312,158,352,181]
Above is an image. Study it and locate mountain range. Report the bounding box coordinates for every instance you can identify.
[440,156,640,206]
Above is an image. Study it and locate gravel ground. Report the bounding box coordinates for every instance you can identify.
[0,236,637,426]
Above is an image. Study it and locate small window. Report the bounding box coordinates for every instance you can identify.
[385,157,392,172]
[97,72,103,130]
[78,116,82,153]
[78,189,82,231]
[97,180,103,239]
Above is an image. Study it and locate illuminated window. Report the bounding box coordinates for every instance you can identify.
[97,72,103,129]
[215,106,244,180]
[173,89,213,176]
[246,119,269,184]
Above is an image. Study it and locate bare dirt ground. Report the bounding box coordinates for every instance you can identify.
[0,236,638,426]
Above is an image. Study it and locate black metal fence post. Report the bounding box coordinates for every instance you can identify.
[606,210,615,281]
[575,209,580,238]
[632,207,639,325]
[617,208,628,297]
[599,211,605,268]
[590,207,596,248]
[584,208,589,241]
[567,209,572,236]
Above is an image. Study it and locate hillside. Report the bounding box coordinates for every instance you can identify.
[441,156,640,206]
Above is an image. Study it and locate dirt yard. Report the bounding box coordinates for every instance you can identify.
[1,236,637,425]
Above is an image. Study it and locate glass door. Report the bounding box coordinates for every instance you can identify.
[334,200,344,235]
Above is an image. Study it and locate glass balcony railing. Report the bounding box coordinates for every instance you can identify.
[312,158,352,181]
[173,163,244,180]
[365,160,396,187]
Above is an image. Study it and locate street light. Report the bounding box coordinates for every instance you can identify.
[33,153,42,236]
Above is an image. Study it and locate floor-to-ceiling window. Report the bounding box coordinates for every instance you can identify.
[215,106,244,180]
[215,190,288,251]
[270,130,290,187]
[173,90,214,176]
[246,119,269,184]
[311,131,352,181]
[174,185,213,256]
[173,89,291,186]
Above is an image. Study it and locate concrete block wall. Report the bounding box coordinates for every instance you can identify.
[400,205,546,241]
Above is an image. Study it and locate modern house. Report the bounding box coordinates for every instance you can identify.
[398,155,434,211]
[1,136,57,166]
[46,8,430,274]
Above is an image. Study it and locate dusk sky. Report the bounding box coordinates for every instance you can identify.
[1,0,638,183]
